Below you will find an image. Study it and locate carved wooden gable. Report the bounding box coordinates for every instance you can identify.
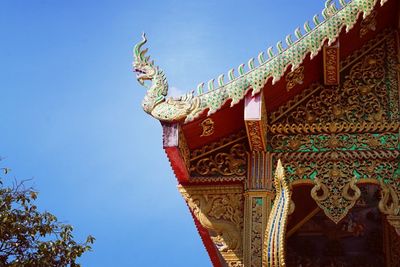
[268,29,400,224]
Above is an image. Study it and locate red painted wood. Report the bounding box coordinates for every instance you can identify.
[190,210,225,267]
[182,100,245,150]
[162,123,189,183]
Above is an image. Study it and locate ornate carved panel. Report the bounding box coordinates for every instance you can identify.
[189,130,247,182]
[178,185,244,266]
[323,45,340,85]
[285,66,304,91]
[267,30,400,225]
[269,30,399,127]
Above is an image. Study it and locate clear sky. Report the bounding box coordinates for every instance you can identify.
[1,1,324,266]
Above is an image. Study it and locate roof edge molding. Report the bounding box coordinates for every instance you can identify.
[133,0,388,123]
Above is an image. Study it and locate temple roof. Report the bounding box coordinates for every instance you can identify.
[134,0,392,127]
[134,0,397,149]
[182,0,389,121]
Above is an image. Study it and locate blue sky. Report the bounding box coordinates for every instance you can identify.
[1,1,323,266]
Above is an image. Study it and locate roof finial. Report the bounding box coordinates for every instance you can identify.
[304,21,312,33]
[238,64,245,76]
[267,47,274,58]
[248,58,255,70]
[228,68,235,81]
[339,0,347,7]
[294,27,303,39]
[322,0,336,19]
[313,14,321,26]
[258,52,265,64]
[276,41,284,53]
[207,79,215,91]
[197,82,204,94]
[285,34,293,46]
[218,74,225,86]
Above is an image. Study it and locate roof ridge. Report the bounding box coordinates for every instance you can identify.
[193,0,383,97]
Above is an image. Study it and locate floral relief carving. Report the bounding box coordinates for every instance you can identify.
[250,198,263,267]
[269,31,399,129]
[178,185,244,266]
[190,143,246,176]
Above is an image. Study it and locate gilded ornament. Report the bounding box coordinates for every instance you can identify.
[285,66,304,91]
[190,130,246,160]
[246,120,265,151]
[360,10,377,37]
[270,31,399,130]
[190,143,247,177]
[200,118,214,137]
[310,163,361,223]
[134,1,389,123]
[263,160,291,267]
[178,185,244,265]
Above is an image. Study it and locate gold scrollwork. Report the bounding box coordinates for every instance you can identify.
[310,164,361,223]
[270,132,398,152]
[270,30,399,128]
[246,120,265,151]
[190,143,246,176]
[360,10,377,37]
[263,160,291,267]
[269,121,400,135]
[200,118,214,137]
[190,130,246,160]
[379,180,400,234]
[280,156,399,224]
[178,185,244,265]
[250,198,263,267]
[285,66,304,91]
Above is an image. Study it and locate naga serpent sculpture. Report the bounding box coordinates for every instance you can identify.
[133,33,202,122]
[133,33,270,123]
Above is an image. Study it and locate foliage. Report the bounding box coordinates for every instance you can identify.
[0,167,94,266]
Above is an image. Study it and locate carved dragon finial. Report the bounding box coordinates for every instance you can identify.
[132,0,387,123]
[133,34,201,122]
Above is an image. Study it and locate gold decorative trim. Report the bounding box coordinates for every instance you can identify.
[270,132,398,152]
[190,130,246,161]
[189,143,246,176]
[311,175,361,223]
[189,175,245,183]
[269,121,400,135]
[178,185,244,266]
[200,118,214,137]
[285,66,304,91]
[245,120,266,151]
[263,160,291,267]
[269,84,323,124]
[270,30,399,127]
[323,45,340,85]
[274,150,400,162]
[360,10,377,38]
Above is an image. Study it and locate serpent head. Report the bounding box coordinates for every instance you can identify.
[133,33,156,86]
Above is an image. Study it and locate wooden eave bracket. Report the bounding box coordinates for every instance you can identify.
[162,123,190,183]
[244,92,267,151]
